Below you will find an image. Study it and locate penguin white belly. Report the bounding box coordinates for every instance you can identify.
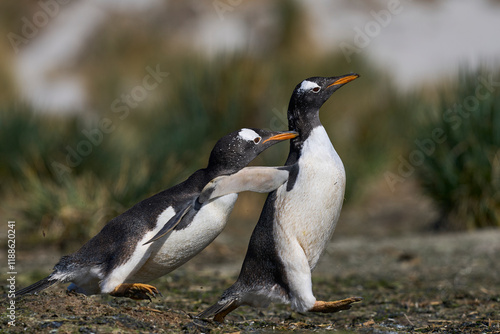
[52,265,103,295]
[66,267,103,295]
[100,206,177,292]
[276,126,345,269]
[129,193,238,282]
[273,126,345,311]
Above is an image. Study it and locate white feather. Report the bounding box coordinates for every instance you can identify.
[66,266,103,294]
[59,266,103,295]
[298,80,320,93]
[238,128,260,142]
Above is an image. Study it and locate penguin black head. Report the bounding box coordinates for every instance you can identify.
[287,73,359,135]
[291,74,359,111]
[208,128,298,174]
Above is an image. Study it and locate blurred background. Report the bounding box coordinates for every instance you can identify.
[1,0,499,256]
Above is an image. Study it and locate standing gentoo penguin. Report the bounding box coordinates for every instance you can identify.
[16,128,298,300]
[198,74,362,321]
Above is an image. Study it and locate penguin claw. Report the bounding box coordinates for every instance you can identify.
[110,283,161,301]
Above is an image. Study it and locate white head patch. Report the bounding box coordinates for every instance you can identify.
[298,80,320,93]
[238,128,260,142]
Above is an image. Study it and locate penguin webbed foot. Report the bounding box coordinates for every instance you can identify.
[208,308,233,323]
[110,283,162,301]
[309,296,362,313]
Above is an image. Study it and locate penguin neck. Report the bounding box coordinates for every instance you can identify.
[286,105,322,164]
[185,166,230,192]
[202,164,239,183]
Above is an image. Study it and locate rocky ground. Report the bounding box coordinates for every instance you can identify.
[2,181,500,333]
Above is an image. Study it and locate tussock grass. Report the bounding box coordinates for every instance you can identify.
[1,54,407,250]
[3,2,495,252]
[414,69,500,230]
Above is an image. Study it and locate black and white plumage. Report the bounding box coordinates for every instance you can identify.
[16,128,297,300]
[198,74,362,321]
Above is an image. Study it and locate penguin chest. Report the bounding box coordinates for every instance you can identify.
[133,194,238,281]
[275,127,345,269]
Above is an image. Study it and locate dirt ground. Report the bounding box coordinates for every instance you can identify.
[2,181,500,333]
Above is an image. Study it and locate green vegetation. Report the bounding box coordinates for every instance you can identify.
[413,69,500,230]
[2,62,498,252]
[1,54,408,251]
[1,1,498,255]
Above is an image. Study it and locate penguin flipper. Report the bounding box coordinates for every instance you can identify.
[197,299,239,322]
[15,275,58,297]
[199,166,290,203]
[143,203,192,245]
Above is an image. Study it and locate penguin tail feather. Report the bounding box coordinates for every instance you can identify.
[197,299,237,320]
[15,276,58,297]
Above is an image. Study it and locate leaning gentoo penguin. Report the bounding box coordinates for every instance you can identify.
[198,74,362,321]
[16,128,298,300]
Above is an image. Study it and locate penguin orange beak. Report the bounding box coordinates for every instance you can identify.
[262,131,299,144]
[327,74,359,88]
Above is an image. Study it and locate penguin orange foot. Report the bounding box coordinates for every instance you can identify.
[110,283,161,300]
[309,297,363,313]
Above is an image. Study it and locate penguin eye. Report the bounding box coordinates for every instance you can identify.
[253,137,261,144]
[312,87,321,93]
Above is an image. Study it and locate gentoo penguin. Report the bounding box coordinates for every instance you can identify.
[198,74,362,321]
[16,128,298,300]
